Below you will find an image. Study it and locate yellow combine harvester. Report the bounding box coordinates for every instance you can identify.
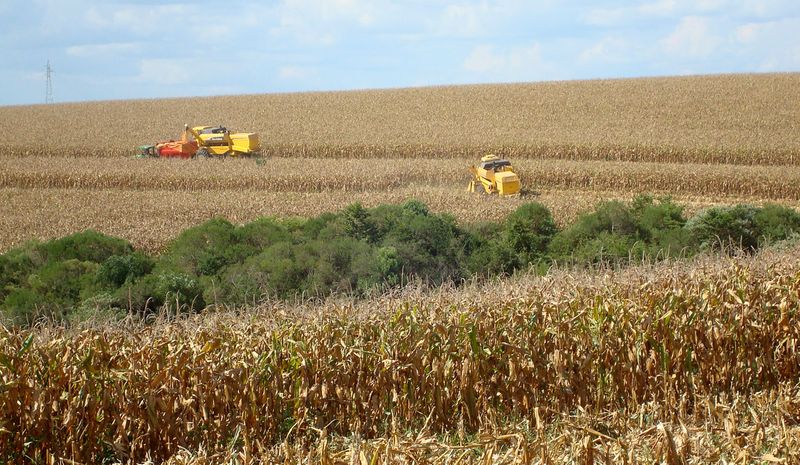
[184,124,260,158]
[467,154,521,196]
[138,124,260,159]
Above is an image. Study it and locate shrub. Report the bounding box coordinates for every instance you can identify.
[342,203,377,242]
[503,202,558,264]
[467,239,520,276]
[685,205,761,251]
[159,218,238,276]
[549,201,644,262]
[29,259,99,309]
[0,245,38,301]
[235,217,291,251]
[2,289,49,325]
[36,230,132,264]
[118,272,205,313]
[631,195,691,257]
[95,253,155,289]
[753,204,800,244]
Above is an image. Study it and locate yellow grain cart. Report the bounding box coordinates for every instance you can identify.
[467,154,521,196]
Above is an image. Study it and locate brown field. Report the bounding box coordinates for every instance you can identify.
[0,73,799,251]
[4,247,799,463]
[1,73,799,164]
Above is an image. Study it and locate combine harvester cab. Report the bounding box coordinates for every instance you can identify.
[468,154,521,196]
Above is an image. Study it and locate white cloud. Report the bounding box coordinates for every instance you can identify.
[271,0,381,45]
[579,37,629,64]
[136,59,191,86]
[278,65,315,80]
[583,7,627,26]
[463,42,551,81]
[638,0,678,16]
[583,0,727,26]
[439,2,489,36]
[735,23,762,43]
[66,42,140,57]
[463,45,506,72]
[85,5,188,33]
[662,16,720,57]
[732,18,800,70]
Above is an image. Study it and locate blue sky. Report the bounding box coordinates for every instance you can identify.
[1,0,799,105]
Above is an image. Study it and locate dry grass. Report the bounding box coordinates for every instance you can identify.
[0,74,798,165]
[2,247,799,463]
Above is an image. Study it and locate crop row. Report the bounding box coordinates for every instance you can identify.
[2,156,800,200]
[5,142,800,167]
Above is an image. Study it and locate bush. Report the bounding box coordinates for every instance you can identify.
[753,204,800,244]
[631,195,690,257]
[236,217,291,251]
[0,245,38,302]
[159,218,238,276]
[4,198,800,326]
[685,205,761,251]
[503,203,558,264]
[549,201,644,262]
[2,289,49,325]
[95,253,155,289]
[342,203,378,243]
[36,230,132,264]
[119,272,205,313]
[467,239,520,276]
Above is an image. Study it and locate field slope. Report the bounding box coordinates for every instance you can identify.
[0,73,797,251]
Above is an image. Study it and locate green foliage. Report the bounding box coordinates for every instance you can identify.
[503,202,558,264]
[236,217,291,250]
[159,218,239,276]
[548,196,694,264]
[549,200,644,263]
[2,198,799,327]
[685,205,761,251]
[2,289,49,325]
[120,272,205,312]
[753,204,800,244]
[0,245,38,302]
[95,253,155,289]
[36,230,132,264]
[342,203,378,242]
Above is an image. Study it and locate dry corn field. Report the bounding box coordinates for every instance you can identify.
[2,246,800,463]
[0,73,799,251]
[2,73,800,463]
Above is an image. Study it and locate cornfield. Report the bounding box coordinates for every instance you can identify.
[0,74,798,165]
[2,73,799,463]
[2,246,800,463]
[0,73,799,251]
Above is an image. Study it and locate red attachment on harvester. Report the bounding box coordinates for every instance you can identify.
[156,140,199,159]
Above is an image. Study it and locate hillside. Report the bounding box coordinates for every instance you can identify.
[0,73,798,252]
[1,73,798,164]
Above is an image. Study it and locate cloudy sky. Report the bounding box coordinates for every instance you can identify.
[1,0,798,105]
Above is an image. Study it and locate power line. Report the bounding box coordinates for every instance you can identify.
[45,60,54,104]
